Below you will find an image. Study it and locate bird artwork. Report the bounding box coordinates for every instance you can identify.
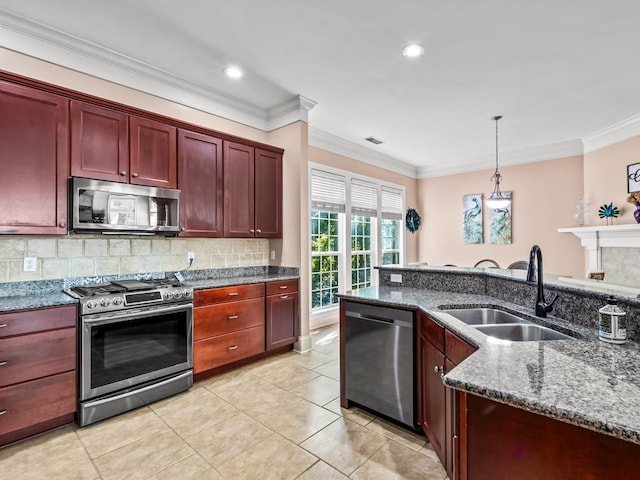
[598,202,620,225]
[462,194,483,244]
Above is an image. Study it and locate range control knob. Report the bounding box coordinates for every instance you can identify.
[173,291,183,299]
[112,297,124,306]
[100,298,111,308]
[164,291,174,300]
[86,300,98,310]
[183,290,192,298]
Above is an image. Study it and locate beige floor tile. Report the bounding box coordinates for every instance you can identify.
[217,433,317,480]
[93,429,194,480]
[297,460,349,479]
[310,327,340,354]
[419,442,442,462]
[226,382,303,422]
[249,362,321,390]
[350,439,447,480]
[323,397,376,426]
[313,359,340,380]
[186,413,274,468]
[288,349,335,369]
[151,385,239,438]
[76,406,167,458]
[290,374,340,406]
[300,417,388,475]
[148,453,223,479]
[262,399,339,444]
[204,371,276,404]
[0,426,98,480]
[365,418,427,451]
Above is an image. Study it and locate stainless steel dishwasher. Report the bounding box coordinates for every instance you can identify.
[344,300,416,428]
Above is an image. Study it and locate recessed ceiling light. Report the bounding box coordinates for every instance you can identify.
[224,66,244,79]
[402,43,425,58]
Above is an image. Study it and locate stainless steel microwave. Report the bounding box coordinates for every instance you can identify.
[70,177,181,235]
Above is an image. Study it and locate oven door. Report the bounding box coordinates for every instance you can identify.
[80,303,193,401]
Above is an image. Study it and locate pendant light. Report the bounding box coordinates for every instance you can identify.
[485,115,510,209]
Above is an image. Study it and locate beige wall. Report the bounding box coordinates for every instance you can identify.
[584,135,640,225]
[309,146,420,263]
[418,156,585,277]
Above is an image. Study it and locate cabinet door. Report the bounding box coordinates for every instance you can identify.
[70,100,129,182]
[223,141,255,237]
[420,335,447,466]
[254,148,282,238]
[130,116,177,188]
[178,129,223,236]
[0,81,68,235]
[265,291,299,350]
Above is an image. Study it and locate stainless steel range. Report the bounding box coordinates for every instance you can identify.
[66,279,193,426]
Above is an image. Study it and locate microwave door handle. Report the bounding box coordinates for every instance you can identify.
[82,304,192,326]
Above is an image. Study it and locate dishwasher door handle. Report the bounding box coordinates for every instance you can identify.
[346,311,409,326]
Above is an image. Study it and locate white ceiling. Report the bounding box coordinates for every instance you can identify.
[1,0,639,178]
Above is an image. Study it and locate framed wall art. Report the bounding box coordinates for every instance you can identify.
[462,194,483,244]
[488,192,512,244]
[628,162,640,193]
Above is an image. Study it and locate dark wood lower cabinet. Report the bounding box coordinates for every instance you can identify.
[462,393,640,480]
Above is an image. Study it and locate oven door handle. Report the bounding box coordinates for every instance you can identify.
[83,303,193,325]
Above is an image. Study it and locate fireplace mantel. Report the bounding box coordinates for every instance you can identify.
[558,224,640,271]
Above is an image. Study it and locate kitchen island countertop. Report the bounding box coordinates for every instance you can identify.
[340,285,640,445]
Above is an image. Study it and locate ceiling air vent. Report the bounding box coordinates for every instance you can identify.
[364,136,384,145]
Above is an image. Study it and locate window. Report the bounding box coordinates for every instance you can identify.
[309,165,405,313]
[311,211,340,309]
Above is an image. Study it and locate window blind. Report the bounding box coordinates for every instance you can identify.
[351,179,378,216]
[381,186,403,220]
[310,169,346,213]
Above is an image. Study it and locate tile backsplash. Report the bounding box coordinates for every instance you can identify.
[0,236,269,283]
[601,247,640,286]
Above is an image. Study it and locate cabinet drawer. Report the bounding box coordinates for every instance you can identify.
[0,371,76,437]
[194,326,265,373]
[194,283,265,306]
[0,327,76,388]
[0,305,76,338]
[445,329,477,366]
[194,297,264,340]
[266,279,298,296]
[421,313,445,352]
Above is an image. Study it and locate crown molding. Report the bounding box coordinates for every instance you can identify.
[417,138,585,178]
[0,9,312,131]
[582,113,640,154]
[308,127,419,178]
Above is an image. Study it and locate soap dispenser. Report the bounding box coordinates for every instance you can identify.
[598,296,627,344]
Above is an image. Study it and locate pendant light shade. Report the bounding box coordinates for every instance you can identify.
[485,115,510,209]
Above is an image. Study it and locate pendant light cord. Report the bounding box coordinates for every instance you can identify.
[491,115,503,185]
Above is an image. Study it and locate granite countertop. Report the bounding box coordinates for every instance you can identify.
[187,273,299,290]
[339,285,640,445]
[0,291,78,313]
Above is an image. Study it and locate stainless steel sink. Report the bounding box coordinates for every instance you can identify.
[441,308,530,325]
[474,324,573,341]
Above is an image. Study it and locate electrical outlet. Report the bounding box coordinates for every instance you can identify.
[271,250,276,260]
[390,273,402,283]
[187,252,195,263]
[23,257,37,272]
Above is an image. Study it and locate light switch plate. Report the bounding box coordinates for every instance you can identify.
[23,257,37,272]
[390,273,402,283]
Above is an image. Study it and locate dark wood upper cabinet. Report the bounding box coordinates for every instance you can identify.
[0,81,69,235]
[255,148,283,238]
[70,100,129,182]
[178,129,223,237]
[130,116,177,188]
[223,141,255,237]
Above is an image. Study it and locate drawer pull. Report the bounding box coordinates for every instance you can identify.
[279,285,288,290]
[227,292,239,297]
[0,410,6,416]
[0,323,7,328]
[280,295,289,300]
[0,361,7,366]
[227,315,239,320]
[227,345,239,351]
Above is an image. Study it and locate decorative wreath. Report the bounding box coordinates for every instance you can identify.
[405,208,422,233]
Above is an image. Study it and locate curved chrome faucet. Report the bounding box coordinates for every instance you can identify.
[526,245,558,317]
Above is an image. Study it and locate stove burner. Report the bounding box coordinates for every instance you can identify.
[71,278,183,297]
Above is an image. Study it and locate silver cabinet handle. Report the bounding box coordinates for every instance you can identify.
[0,323,7,328]
[249,229,255,233]
[280,295,289,300]
[256,229,262,233]
[227,345,239,351]
[120,171,127,176]
[227,292,238,297]
[0,361,7,366]
[434,365,443,373]
[279,285,288,290]
[59,221,67,228]
[0,410,6,416]
[227,315,239,320]
[132,173,139,178]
